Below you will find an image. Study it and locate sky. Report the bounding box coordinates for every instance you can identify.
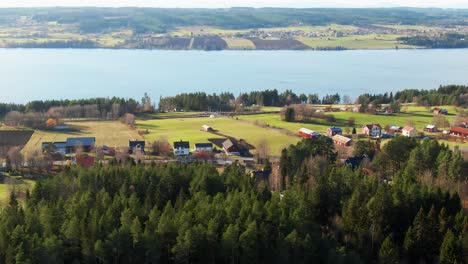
[0,0,467,8]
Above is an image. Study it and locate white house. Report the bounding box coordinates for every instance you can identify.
[402,126,418,137]
[194,143,213,152]
[173,141,190,156]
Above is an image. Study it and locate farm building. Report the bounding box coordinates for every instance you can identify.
[66,137,96,154]
[424,125,438,133]
[362,124,382,137]
[332,135,352,146]
[41,142,66,155]
[223,139,241,156]
[433,108,448,115]
[327,127,342,137]
[298,128,321,139]
[129,140,145,154]
[174,141,190,156]
[388,125,401,133]
[194,143,213,152]
[201,125,213,132]
[402,126,418,137]
[450,126,468,138]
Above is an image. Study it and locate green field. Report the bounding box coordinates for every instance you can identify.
[137,117,300,156]
[236,105,467,147]
[22,121,143,154]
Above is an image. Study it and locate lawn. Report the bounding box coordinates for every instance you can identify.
[137,117,300,156]
[22,121,143,154]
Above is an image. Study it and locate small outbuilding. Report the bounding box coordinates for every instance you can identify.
[201,125,213,132]
[424,125,438,133]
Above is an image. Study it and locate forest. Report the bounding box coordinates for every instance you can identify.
[398,33,468,49]
[0,137,466,263]
[0,7,467,34]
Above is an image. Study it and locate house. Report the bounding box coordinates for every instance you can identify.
[433,108,448,115]
[327,127,342,137]
[450,126,468,138]
[201,125,213,132]
[129,140,145,154]
[223,139,241,155]
[332,135,352,146]
[66,137,96,154]
[362,124,382,137]
[402,126,418,137]
[298,128,321,139]
[173,141,190,156]
[388,125,401,133]
[194,143,213,152]
[424,125,438,133]
[352,106,360,112]
[41,142,66,155]
[345,157,364,169]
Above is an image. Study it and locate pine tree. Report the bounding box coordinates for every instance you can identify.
[379,234,399,264]
[439,229,461,264]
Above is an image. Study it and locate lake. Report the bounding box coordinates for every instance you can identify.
[0,48,467,103]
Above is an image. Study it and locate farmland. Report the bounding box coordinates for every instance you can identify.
[137,117,300,156]
[0,176,35,207]
[21,121,143,154]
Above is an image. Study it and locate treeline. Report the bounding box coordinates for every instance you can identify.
[0,137,466,263]
[394,85,468,106]
[6,40,98,49]
[158,90,341,112]
[398,33,468,48]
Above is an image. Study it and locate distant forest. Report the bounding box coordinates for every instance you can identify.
[398,33,468,49]
[0,7,467,34]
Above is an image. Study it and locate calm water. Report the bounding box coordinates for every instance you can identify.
[0,48,467,103]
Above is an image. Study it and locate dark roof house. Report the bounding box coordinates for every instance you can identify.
[66,137,96,153]
[129,140,145,154]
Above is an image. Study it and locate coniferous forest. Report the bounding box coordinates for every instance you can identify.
[0,137,467,263]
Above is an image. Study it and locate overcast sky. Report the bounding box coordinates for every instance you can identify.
[1,0,467,8]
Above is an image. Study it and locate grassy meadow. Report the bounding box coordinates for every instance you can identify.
[22,121,143,154]
[137,117,300,156]
[0,177,35,207]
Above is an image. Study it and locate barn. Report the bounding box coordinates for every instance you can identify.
[332,135,352,146]
[298,128,321,139]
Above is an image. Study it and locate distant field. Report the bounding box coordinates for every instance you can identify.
[223,38,255,49]
[297,34,419,49]
[137,117,300,156]
[22,121,143,154]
